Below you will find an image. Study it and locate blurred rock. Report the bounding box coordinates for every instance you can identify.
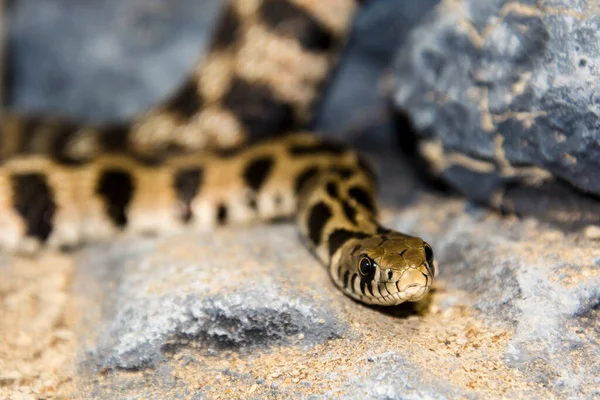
[6,0,222,121]
[315,0,439,149]
[394,0,600,198]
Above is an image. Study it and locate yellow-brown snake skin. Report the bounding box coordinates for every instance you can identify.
[0,0,435,306]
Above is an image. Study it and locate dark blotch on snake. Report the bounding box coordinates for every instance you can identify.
[11,173,56,241]
[216,146,242,158]
[377,283,384,298]
[342,200,358,225]
[243,156,275,191]
[173,167,204,223]
[377,225,392,234]
[96,169,134,227]
[307,202,332,246]
[367,280,374,297]
[343,270,350,289]
[164,78,204,118]
[328,229,369,257]
[17,117,43,154]
[247,195,257,210]
[294,166,319,194]
[217,204,228,225]
[289,141,346,156]
[210,4,240,50]
[98,123,130,152]
[259,0,335,52]
[330,166,354,179]
[360,279,367,296]
[274,193,283,208]
[348,186,375,212]
[325,181,339,198]
[350,273,358,293]
[48,120,86,165]
[222,77,295,141]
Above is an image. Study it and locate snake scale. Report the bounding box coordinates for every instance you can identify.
[0,0,435,306]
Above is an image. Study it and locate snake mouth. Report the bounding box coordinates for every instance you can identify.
[385,284,429,305]
[355,281,430,306]
[360,268,431,305]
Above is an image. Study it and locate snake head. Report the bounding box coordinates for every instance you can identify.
[337,232,435,306]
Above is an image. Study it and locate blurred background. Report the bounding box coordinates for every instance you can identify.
[4,0,438,149]
[2,0,600,220]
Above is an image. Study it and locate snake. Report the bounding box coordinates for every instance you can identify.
[0,0,435,306]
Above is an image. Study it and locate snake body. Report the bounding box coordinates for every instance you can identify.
[0,0,435,306]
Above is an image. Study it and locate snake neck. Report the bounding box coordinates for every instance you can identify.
[296,163,378,263]
[295,164,435,306]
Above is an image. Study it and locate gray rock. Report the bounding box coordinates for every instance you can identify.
[315,0,439,149]
[76,226,345,370]
[97,290,342,370]
[394,0,600,197]
[322,352,471,400]
[7,0,222,121]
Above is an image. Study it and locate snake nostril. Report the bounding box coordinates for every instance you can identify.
[387,270,393,280]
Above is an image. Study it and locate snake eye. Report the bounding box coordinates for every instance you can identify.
[424,243,434,264]
[358,257,375,276]
[424,243,435,274]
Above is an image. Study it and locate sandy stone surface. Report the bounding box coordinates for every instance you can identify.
[0,254,77,399]
[1,194,598,399]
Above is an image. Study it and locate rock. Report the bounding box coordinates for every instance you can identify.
[393,0,600,198]
[315,0,439,149]
[79,228,344,370]
[6,0,222,121]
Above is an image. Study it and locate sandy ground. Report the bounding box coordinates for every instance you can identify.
[1,197,598,399]
[0,254,77,399]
